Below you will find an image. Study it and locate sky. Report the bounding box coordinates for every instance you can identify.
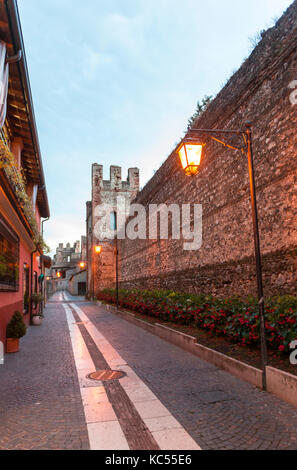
[17,0,293,255]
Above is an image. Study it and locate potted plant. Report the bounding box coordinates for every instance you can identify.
[6,311,27,353]
[31,293,44,326]
[31,312,44,326]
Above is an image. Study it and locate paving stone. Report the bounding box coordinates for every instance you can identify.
[0,297,89,450]
[2,294,297,451]
[83,302,297,451]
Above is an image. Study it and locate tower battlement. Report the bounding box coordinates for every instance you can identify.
[92,164,139,192]
[91,164,139,209]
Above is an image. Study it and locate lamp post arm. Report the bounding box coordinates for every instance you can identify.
[189,128,245,135]
[187,128,247,153]
[209,136,245,152]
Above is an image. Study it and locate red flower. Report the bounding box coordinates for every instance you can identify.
[278,345,285,352]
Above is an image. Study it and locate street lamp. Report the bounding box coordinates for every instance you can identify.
[177,140,205,176]
[79,262,86,269]
[178,123,268,390]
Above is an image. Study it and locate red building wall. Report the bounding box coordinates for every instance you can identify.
[0,206,43,346]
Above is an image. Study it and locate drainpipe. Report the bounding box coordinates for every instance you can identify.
[6,49,22,64]
[41,217,49,308]
[41,216,49,238]
[86,212,89,299]
[30,248,37,320]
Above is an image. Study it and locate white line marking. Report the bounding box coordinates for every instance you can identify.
[81,387,118,424]
[62,303,129,450]
[71,303,201,451]
[88,421,130,451]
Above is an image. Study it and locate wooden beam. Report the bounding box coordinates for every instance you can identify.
[8,88,25,99]
[0,20,9,32]
[9,113,28,124]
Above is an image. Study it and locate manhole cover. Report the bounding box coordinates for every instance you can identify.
[87,370,126,381]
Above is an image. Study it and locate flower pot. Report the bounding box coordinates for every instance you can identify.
[32,316,43,326]
[6,338,19,353]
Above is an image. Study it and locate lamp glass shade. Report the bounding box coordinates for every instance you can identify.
[179,145,188,171]
[94,245,102,254]
[178,142,204,176]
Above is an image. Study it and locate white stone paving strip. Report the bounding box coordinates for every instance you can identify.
[70,302,201,451]
[62,303,130,451]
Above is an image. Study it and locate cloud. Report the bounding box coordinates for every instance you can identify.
[81,45,114,81]
[44,214,85,256]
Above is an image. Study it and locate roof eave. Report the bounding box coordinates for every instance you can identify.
[4,0,50,218]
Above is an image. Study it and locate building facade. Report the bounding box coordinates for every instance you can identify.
[68,270,87,296]
[86,165,139,297]
[0,0,50,346]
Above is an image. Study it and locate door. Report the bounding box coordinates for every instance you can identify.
[78,282,86,296]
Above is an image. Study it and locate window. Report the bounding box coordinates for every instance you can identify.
[0,215,19,291]
[110,211,117,231]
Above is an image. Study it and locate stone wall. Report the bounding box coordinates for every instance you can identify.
[68,270,87,296]
[87,165,140,294]
[115,1,297,298]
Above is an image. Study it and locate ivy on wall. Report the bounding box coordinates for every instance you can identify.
[0,139,50,254]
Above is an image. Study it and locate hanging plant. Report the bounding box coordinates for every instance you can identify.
[0,140,50,254]
[33,233,50,255]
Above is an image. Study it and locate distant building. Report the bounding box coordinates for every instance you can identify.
[68,270,87,297]
[46,237,87,296]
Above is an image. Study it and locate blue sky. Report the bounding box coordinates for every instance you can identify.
[17,0,293,254]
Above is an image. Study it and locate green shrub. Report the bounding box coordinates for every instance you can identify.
[6,311,27,339]
[269,295,297,315]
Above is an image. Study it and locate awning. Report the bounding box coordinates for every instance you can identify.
[41,255,52,269]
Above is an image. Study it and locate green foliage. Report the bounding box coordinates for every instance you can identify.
[187,95,213,130]
[6,311,27,339]
[31,293,44,305]
[0,140,49,254]
[267,295,297,315]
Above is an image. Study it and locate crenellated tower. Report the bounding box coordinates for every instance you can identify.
[86,165,140,296]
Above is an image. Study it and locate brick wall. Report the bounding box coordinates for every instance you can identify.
[115,1,297,298]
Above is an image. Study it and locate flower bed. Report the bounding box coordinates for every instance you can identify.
[97,289,297,353]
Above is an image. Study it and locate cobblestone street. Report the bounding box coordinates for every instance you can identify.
[1,292,297,450]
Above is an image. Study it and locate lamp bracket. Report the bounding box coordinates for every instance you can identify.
[187,128,247,154]
[6,50,22,65]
